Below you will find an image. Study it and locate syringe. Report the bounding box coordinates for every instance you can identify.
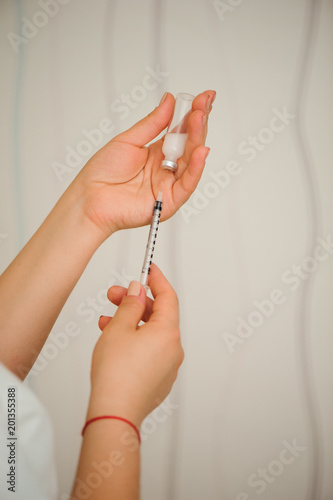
[140,189,163,291]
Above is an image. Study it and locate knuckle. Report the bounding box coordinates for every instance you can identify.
[167,331,184,364]
[178,346,185,366]
[167,288,179,309]
[168,325,181,341]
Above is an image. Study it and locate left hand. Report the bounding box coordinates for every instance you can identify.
[74,90,215,238]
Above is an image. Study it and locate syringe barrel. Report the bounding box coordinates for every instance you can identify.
[140,199,162,287]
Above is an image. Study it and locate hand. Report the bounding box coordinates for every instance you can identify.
[87,264,184,428]
[75,90,215,237]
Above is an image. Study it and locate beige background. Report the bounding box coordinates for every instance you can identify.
[0,0,332,499]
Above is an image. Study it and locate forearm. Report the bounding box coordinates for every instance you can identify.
[0,182,107,378]
[72,419,140,500]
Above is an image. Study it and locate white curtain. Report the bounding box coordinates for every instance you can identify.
[1,0,332,499]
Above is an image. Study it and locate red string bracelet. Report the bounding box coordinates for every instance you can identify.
[81,416,141,444]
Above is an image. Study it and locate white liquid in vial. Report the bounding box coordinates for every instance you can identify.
[162,133,188,162]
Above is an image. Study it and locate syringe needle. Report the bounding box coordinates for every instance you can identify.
[156,189,163,203]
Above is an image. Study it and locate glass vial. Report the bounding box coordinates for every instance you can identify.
[161,92,195,172]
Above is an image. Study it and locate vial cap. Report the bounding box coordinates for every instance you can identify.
[161,159,178,172]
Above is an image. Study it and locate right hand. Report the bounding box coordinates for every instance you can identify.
[87,264,184,428]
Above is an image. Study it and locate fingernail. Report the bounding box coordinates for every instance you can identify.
[205,147,210,159]
[202,113,207,127]
[211,91,216,104]
[205,95,211,112]
[99,315,105,319]
[127,281,141,296]
[159,92,168,106]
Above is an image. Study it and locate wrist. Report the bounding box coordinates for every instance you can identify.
[87,388,144,430]
[82,415,141,445]
[70,170,121,238]
[60,180,112,248]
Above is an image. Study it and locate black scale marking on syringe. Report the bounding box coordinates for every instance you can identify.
[140,190,163,288]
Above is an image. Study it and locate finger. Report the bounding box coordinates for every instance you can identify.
[192,90,216,114]
[107,285,128,304]
[175,109,207,177]
[177,90,215,173]
[147,263,179,326]
[110,281,147,330]
[107,285,155,323]
[113,93,175,148]
[98,315,112,330]
[172,146,210,207]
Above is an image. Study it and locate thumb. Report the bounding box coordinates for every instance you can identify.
[111,281,146,330]
[114,92,175,147]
